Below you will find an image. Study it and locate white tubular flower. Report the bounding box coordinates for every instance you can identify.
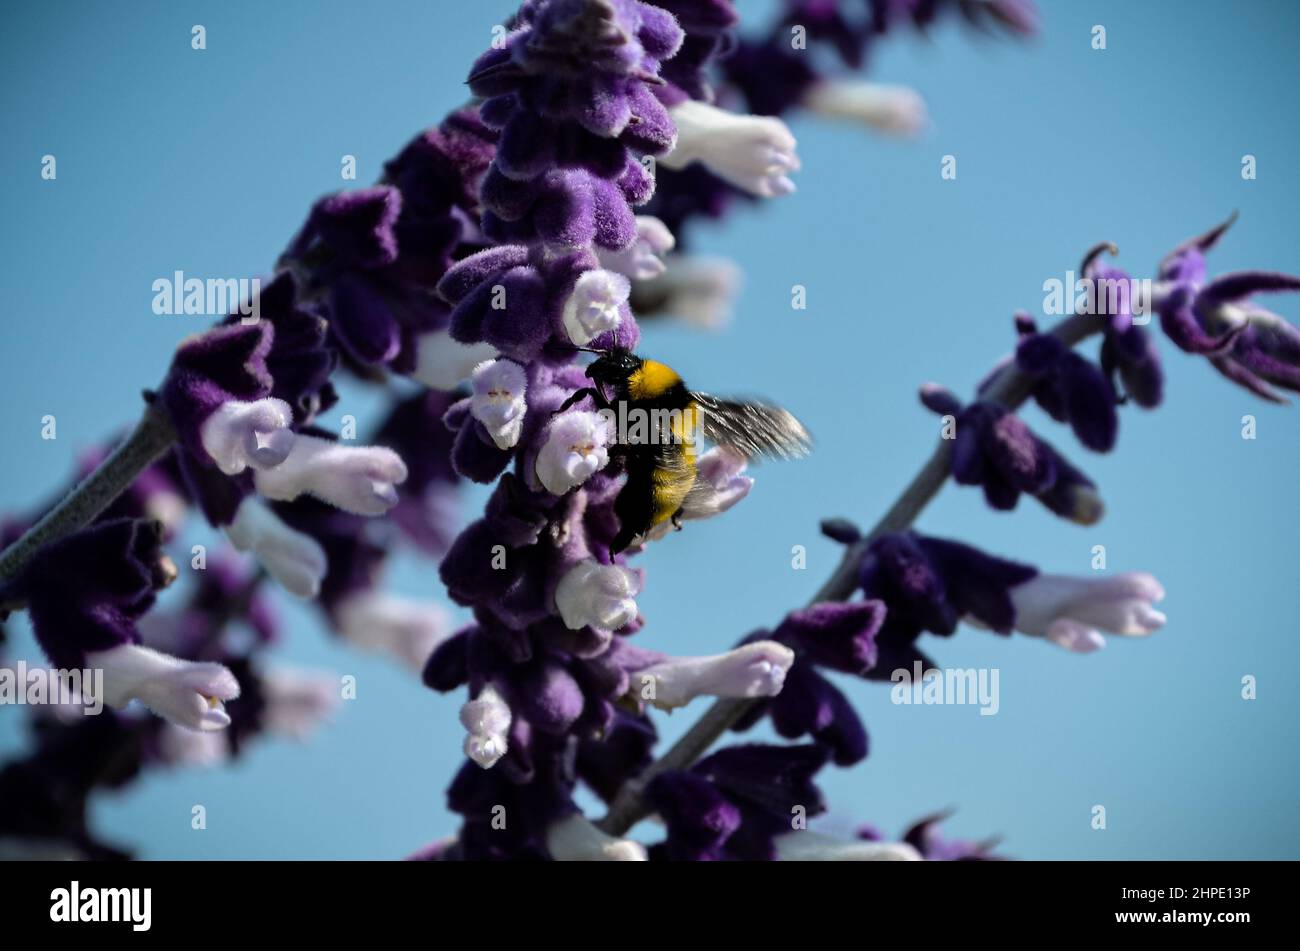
[561,268,629,345]
[460,684,511,769]
[775,831,922,861]
[803,80,929,138]
[410,329,499,390]
[157,724,230,768]
[634,641,794,711]
[660,99,800,198]
[261,667,339,741]
[633,254,742,330]
[253,434,408,516]
[470,358,528,450]
[1010,572,1167,654]
[334,591,452,671]
[199,397,296,475]
[225,496,327,599]
[535,410,612,495]
[88,644,240,732]
[546,814,647,862]
[596,216,676,280]
[555,560,639,632]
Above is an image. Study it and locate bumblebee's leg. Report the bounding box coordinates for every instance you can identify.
[554,387,600,414]
[611,464,655,558]
[671,510,684,531]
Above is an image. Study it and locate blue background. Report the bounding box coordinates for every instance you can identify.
[1,0,1297,859]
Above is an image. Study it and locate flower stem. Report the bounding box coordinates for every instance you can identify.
[0,406,176,592]
[598,311,1102,836]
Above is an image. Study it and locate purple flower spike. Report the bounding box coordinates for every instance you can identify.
[468,0,681,250]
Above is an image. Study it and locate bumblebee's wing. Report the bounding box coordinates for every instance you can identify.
[689,393,812,460]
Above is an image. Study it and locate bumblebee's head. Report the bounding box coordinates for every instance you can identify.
[585,346,640,387]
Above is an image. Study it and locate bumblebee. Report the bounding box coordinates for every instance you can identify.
[557,346,811,555]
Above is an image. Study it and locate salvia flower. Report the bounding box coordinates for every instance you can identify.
[648,743,830,861]
[470,359,529,449]
[555,559,640,632]
[803,80,929,137]
[4,519,171,668]
[631,640,794,711]
[0,519,244,733]
[562,268,632,345]
[1156,216,1300,402]
[410,331,500,391]
[855,530,1036,640]
[535,410,613,495]
[91,645,240,732]
[334,591,452,671]
[198,398,296,475]
[596,215,676,280]
[225,496,328,599]
[460,684,513,769]
[922,386,1103,522]
[1014,328,1118,452]
[252,433,408,516]
[1006,572,1167,653]
[730,600,885,766]
[437,245,638,362]
[156,323,277,467]
[660,100,800,198]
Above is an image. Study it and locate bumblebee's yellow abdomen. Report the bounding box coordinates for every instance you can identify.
[627,360,682,400]
[651,464,696,524]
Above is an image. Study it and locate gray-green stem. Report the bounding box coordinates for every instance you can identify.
[0,406,176,599]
